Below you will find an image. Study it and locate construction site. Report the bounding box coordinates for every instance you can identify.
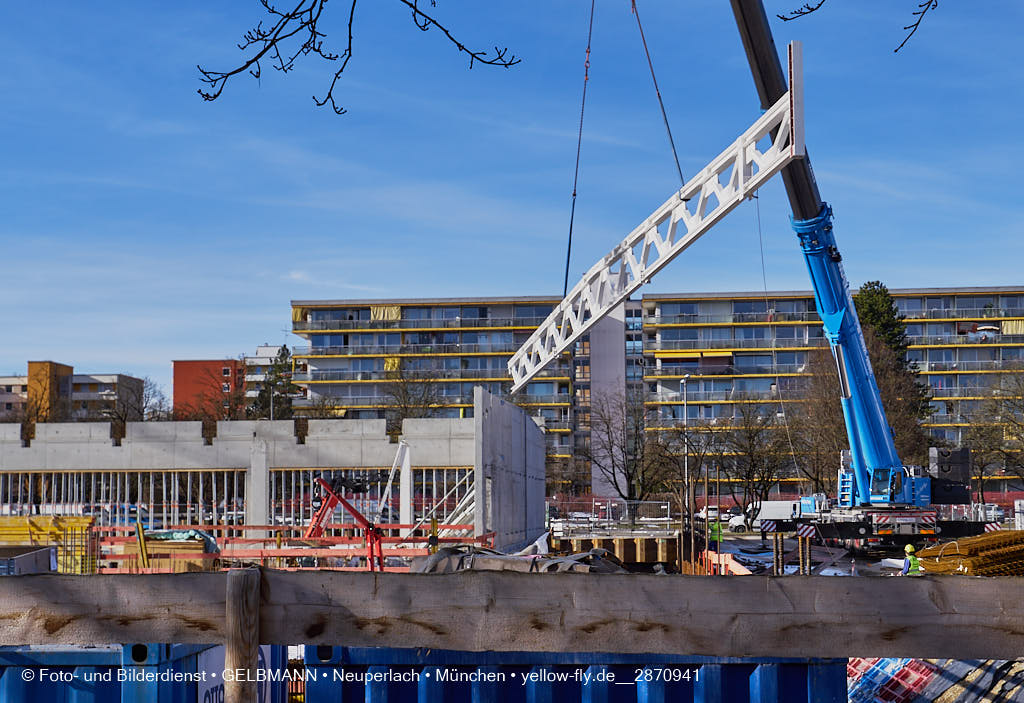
[4,1,1024,702]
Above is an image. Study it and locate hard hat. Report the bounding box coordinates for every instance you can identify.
[904,544,916,554]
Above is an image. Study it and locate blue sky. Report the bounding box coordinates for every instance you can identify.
[2,2,1022,397]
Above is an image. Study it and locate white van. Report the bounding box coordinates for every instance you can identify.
[729,500,801,532]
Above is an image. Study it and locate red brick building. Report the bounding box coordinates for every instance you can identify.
[172,359,246,419]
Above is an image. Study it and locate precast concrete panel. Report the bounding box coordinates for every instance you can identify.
[474,387,546,550]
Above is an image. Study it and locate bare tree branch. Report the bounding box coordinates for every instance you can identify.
[777,1,828,22]
[777,0,938,53]
[894,1,938,53]
[199,0,520,116]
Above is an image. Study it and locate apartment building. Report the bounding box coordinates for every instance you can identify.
[289,286,1024,496]
[642,286,1024,446]
[290,297,576,460]
[172,358,246,418]
[0,361,143,422]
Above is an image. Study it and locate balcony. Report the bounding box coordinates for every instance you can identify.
[539,420,572,431]
[646,390,783,403]
[644,363,808,377]
[293,366,570,383]
[294,342,521,356]
[924,414,972,425]
[901,307,1024,320]
[644,311,820,325]
[928,386,999,398]
[517,395,571,405]
[914,360,1020,372]
[907,334,1024,347]
[315,394,477,406]
[645,338,827,351]
[293,316,549,332]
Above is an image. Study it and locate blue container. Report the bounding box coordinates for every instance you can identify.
[303,647,847,703]
[0,644,288,703]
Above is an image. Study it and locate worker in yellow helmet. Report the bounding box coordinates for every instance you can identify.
[901,543,923,577]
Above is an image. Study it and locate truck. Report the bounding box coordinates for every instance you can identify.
[729,500,802,533]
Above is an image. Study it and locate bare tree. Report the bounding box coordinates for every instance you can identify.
[788,349,849,495]
[382,366,442,435]
[718,400,791,525]
[792,325,932,478]
[966,367,1024,501]
[576,389,670,502]
[656,422,720,520]
[199,0,520,115]
[777,1,938,53]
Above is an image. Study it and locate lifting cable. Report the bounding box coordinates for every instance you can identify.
[631,0,686,188]
[754,193,804,477]
[562,0,597,298]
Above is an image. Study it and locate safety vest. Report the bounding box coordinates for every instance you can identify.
[709,521,722,542]
[906,554,923,576]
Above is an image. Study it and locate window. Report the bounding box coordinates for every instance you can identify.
[222,367,231,377]
[925,297,952,313]
[661,328,698,341]
[734,300,768,314]
[735,326,769,340]
[514,304,553,320]
[222,382,231,392]
[774,326,804,340]
[3,386,9,393]
[701,328,732,341]
[896,298,922,313]
[223,400,230,408]
[660,302,698,317]
[774,299,808,313]
[4,403,10,410]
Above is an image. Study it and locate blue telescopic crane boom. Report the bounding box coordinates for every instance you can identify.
[729,1,908,507]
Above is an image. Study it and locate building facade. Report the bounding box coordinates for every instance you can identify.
[642,286,1024,447]
[0,361,143,422]
[290,297,577,462]
[171,359,246,418]
[290,286,1024,495]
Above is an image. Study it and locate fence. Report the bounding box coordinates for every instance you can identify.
[547,498,675,537]
[91,521,490,574]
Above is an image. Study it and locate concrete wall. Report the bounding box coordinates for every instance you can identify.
[589,303,626,497]
[0,419,473,471]
[474,387,546,550]
[0,417,476,527]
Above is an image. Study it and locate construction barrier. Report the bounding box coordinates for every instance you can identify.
[92,522,490,573]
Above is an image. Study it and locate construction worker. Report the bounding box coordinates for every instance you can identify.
[901,543,923,577]
[708,519,722,551]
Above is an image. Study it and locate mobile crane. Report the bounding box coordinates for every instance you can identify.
[508,1,987,547]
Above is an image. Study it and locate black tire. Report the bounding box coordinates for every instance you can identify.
[731,524,747,534]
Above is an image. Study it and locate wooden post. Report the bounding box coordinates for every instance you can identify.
[703,469,710,574]
[224,568,260,703]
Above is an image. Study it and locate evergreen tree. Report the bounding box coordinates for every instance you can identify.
[250,346,299,420]
[853,281,909,360]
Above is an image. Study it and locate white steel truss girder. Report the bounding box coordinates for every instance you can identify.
[509,43,806,392]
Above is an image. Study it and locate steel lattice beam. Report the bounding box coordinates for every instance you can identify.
[509,43,805,392]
